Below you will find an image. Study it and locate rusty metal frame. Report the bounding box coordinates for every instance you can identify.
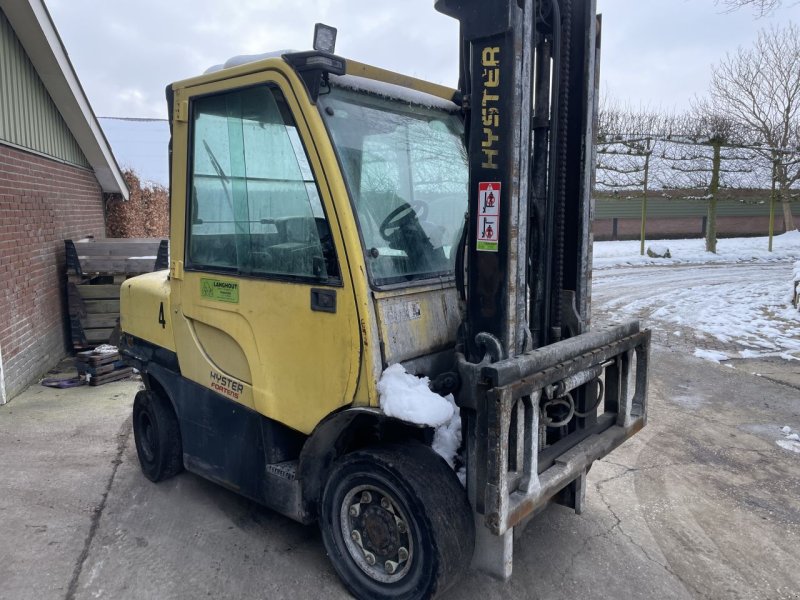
[459,322,650,538]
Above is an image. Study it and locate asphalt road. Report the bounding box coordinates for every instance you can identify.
[1,262,799,600]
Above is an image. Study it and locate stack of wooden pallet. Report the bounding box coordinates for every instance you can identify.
[65,237,168,350]
[75,348,132,386]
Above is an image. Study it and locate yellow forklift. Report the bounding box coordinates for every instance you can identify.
[119,1,650,598]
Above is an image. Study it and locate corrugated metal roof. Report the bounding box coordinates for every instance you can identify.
[0,1,127,198]
[0,10,89,167]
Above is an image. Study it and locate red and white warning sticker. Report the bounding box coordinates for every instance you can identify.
[477,181,500,252]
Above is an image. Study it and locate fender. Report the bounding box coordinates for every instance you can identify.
[298,407,431,516]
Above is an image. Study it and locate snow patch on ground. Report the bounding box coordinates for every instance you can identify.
[602,266,800,356]
[693,348,729,363]
[378,364,462,470]
[594,231,800,270]
[776,439,800,453]
[776,425,800,454]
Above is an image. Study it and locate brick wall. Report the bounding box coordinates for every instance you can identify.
[0,143,105,400]
[594,214,795,241]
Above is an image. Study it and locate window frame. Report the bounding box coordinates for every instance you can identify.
[317,86,466,290]
[184,82,343,287]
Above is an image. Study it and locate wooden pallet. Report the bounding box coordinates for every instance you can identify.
[75,350,121,365]
[74,350,133,386]
[66,238,169,278]
[75,357,126,376]
[65,238,168,350]
[89,367,133,386]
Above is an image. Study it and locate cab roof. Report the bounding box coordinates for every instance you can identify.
[171,51,459,110]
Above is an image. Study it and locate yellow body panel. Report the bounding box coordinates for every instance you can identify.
[169,64,372,433]
[344,60,457,101]
[119,271,176,352]
[123,54,462,433]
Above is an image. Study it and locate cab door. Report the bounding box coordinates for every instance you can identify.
[171,73,360,435]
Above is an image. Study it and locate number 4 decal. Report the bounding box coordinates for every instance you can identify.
[158,302,166,329]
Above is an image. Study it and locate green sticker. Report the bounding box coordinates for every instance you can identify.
[476,240,499,252]
[200,278,239,303]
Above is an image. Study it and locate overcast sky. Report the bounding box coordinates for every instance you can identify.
[46,0,798,119]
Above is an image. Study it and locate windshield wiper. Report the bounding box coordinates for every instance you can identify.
[202,139,234,215]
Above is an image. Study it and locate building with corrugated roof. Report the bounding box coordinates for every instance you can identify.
[0,0,128,402]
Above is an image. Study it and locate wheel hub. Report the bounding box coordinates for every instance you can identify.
[361,504,399,556]
[340,485,413,583]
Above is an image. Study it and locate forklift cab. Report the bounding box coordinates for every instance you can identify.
[122,54,469,435]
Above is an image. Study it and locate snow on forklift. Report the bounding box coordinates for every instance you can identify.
[119,1,649,598]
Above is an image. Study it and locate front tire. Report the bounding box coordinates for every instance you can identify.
[320,443,474,600]
[132,389,183,482]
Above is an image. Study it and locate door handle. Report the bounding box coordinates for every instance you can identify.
[311,288,336,313]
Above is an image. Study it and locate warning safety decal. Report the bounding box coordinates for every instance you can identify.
[476,181,500,252]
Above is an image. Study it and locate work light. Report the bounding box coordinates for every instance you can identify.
[313,23,337,54]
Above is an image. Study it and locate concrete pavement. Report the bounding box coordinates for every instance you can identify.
[1,348,799,599]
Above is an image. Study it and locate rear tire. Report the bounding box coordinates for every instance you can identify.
[320,442,474,600]
[132,389,183,482]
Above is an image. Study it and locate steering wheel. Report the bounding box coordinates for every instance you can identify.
[379,201,428,240]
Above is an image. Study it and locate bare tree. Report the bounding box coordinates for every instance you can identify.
[716,0,786,17]
[596,102,673,254]
[707,23,800,230]
[659,111,759,253]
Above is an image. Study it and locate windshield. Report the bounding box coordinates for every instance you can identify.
[319,86,468,286]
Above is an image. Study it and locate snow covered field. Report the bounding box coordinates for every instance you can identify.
[593,233,800,361]
[594,231,800,270]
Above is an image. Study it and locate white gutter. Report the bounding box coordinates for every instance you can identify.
[0,0,128,198]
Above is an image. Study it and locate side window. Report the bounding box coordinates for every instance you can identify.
[187,85,339,281]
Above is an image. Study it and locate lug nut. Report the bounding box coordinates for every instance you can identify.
[397,520,407,534]
[398,547,409,562]
[351,530,360,543]
[364,552,376,566]
[360,491,372,504]
[349,505,360,517]
[385,560,397,574]
[381,497,391,510]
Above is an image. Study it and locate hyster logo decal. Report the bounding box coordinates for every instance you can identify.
[210,371,244,400]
